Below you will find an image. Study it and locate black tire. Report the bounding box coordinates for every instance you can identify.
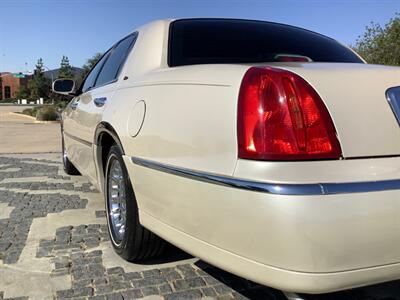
[61,129,80,175]
[105,144,165,261]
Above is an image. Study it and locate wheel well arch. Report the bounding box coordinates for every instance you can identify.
[94,122,125,183]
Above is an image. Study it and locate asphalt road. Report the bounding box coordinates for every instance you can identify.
[0,105,61,154]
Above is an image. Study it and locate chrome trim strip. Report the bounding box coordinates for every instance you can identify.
[322,179,400,195]
[64,132,92,148]
[386,86,400,126]
[131,157,400,196]
[131,156,322,195]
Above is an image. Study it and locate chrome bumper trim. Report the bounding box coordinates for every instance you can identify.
[131,157,400,196]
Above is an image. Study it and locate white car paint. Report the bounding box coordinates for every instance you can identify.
[61,19,400,294]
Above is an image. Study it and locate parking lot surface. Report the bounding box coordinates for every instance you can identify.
[0,153,289,300]
[0,106,60,154]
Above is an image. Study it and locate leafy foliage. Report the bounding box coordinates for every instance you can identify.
[14,86,30,99]
[58,56,73,79]
[36,106,58,121]
[31,106,40,117]
[22,108,33,116]
[77,53,102,87]
[28,58,51,99]
[22,106,39,117]
[354,13,400,66]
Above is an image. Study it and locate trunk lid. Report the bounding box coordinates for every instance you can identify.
[265,63,400,158]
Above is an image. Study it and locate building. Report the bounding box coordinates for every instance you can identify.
[0,72,31,100]
[0,67,82,100]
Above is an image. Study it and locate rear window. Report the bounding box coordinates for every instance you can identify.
[168,19,363,66]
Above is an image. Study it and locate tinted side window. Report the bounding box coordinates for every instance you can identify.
[81,52,110,93]
[95,34,136,87]
[169,19,363,66]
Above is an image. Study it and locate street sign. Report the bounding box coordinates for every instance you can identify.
[13,73,25,78]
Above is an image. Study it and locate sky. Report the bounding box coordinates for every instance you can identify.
[0,0,399,73]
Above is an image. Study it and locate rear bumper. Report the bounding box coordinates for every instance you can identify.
[140,210,400,294]
[126,156,400,293]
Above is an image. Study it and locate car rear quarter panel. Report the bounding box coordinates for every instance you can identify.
[103,65,248,175]
[100,66,250,236]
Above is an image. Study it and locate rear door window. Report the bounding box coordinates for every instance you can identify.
[95,33,137,87]
[81,51,110,93]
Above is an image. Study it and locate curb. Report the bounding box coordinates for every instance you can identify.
[34,120,60,124]
[0,104,38,106]
[9,112,60,124]
[9,112,36,120]
[0,151,62,155]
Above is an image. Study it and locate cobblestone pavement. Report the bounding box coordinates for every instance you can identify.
[0,154,400,300]
[0,154,286,300]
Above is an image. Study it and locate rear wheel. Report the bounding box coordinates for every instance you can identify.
[105,144,165,261]
[61,129,80,175]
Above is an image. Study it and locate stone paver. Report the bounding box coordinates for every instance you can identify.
[0,153,400,300]
[0,154,284,300]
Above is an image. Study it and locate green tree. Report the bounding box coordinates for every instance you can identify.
[77,53,102,86]
[58,55,73,79]
[354,13,400,66]
[28,58,50,99]
[14,86,30,99]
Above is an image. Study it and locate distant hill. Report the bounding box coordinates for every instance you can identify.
[43,67,83,80]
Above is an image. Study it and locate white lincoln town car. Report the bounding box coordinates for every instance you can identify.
[52,18,400,296]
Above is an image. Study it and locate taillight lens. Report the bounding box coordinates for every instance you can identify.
[237,67,342,160]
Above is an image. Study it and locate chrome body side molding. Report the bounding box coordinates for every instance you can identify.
[131,156,400,196]
[64,131,92,148]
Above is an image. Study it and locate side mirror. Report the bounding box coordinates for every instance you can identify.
[52,79,76,95]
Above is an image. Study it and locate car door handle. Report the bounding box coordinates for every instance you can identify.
[70,100,79,110]
[94,97,107,107]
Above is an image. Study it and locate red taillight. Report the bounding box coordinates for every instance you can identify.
[237,67,342,160]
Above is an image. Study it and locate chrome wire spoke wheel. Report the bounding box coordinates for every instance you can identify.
[107,157,127,245]
[104,144,165,260]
